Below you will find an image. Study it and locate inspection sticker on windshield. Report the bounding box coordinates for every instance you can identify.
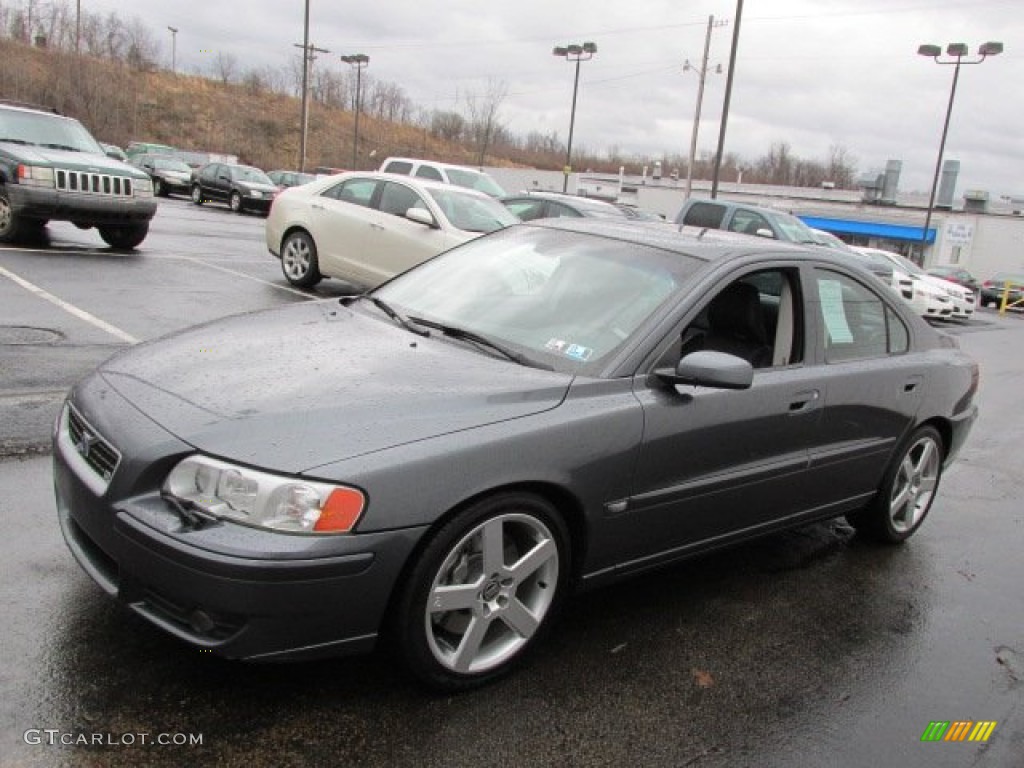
[545,339,593,361]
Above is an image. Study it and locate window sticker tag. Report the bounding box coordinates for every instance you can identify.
[565,344,593,361]
[545,338,567,352]
[818,279,854,344]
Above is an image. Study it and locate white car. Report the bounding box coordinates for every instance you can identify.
[849,247,953,320]
[266,172,519,289]
[855,247,974,321]
[378,157,507,198]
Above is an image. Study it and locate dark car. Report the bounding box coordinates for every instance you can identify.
[979,272,1024,309]
[133,153,194,197]
[675,198,821,244]
[267,170,317,189]
[54,219,978,691]
[927,265,980,294]
[0,101,156,248]
[190,162,277,214]
[501,191,632,222]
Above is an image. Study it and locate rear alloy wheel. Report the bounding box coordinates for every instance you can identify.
[229,191,243,213]
[98,222,149,250]
[0,186,28,243]
[191,185,203,205]
[280,231,322,287]
[393,492,570,691]
[847,425,944,543]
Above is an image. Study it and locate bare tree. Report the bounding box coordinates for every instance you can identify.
[463,78,507,166]
[213,51,237,85]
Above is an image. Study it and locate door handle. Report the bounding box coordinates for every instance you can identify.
[903,375,924,393]
[311,203,324,210]
[369,222,385,231]
[788,389,820,413]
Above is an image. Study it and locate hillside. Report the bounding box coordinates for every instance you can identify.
[0,37,516,172]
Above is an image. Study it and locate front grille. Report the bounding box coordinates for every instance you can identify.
[54,168,134,197]
[66,404,121,484]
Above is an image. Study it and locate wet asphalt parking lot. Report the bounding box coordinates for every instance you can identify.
[1,197,1022,767]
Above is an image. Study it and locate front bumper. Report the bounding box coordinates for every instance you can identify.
[53,384,425,661]
[8,183,156,226]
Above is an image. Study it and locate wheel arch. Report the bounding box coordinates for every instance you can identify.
[916,416,951,460]
[380,479,590,630]
[280,224,315,253]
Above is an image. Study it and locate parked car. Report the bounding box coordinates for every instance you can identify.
[850,247,954,321]
[55,219,978,691]
[810,227,855,252]
[190,162,278,214]
[927,265,980,294]
[857,247,975,321]
[0,100,155,248]
[501,191,633,222]
[379,157,507,198]
[265,171,519,288]
[674,198,821,244]
[267,170,316,189]
[124,141,177,161]
[979,273,1024,309]
[133,153,193,197]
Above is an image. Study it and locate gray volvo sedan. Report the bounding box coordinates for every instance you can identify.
[53,220,978,691]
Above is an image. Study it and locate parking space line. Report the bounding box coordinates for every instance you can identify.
[0,265,139,343]
[180,256,314,298]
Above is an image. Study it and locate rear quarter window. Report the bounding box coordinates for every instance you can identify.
[681,202,726,229]
[383,161,413,175]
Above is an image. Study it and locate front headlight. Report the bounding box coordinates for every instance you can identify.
[248,189,264,198]
[17,164,55,187]
[163,455,365,534]
[133,177,153,197]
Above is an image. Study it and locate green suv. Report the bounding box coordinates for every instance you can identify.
[0,101,156,248]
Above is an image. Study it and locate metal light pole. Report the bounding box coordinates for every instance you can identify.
[553,41,597,193]
[916,41,1002,259]
[167,26,178,74]
[76,0,81,55]
[683,16,726,200]
[341,54,369,170]
[711,0,744,198]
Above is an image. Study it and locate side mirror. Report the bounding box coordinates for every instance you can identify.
[406,207,438,228]
[754,228,776,239]
[655,350,753,390]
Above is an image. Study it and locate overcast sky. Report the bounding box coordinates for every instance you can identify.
[85,0,1021,196]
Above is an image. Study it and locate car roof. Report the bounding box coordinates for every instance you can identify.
[503,191,623,210]
[325,171,494,198]
[527,218,827,265]
[381,157,486,173]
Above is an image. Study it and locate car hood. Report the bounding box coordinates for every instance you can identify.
[921,274,969,299]
[3,144,149,178]
[97,301,572,473]
[237,181,278,194]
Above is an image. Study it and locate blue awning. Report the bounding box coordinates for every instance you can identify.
[798,215,935,244]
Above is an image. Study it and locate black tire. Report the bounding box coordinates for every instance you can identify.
[847,425,944,544]
[0,186,28,243]
[392,492,570,692]
[153,177,165,197]
[229,191,243,213]
[191,185,203,205]
[280,231,322,287]
[98,222,149,250]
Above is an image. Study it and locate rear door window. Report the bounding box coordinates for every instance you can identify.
[382,160,413,175]
[415,165,444,181]
[682,202,726,229]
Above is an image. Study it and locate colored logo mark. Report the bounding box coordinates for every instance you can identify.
[921,721,997,742]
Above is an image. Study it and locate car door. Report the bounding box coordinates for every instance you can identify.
[801,267,923,510]
[364,181,463,278]
[605,264,830,571]
[307,177,383,285]
[199,164,220,200]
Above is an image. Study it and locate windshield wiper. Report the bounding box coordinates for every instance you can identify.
[407,317,547,368]
[0,137,33,145]
[38,142,82,152]
[363,296,430,337]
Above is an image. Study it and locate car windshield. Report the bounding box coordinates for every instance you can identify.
[445,168,507,198]
[373,226,702,371]
[429,188,520,233]
[0,110,104,154]
[768,211,818,244]
[153,157,191,172]
[233,166,273,184]
[883,251,926,277]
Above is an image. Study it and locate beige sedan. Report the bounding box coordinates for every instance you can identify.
[265,171,519,289]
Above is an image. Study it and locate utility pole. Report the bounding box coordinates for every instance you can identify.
[711,0,744,198]
[76,0,81,55]
[294,0,328,173]
[684,16,727,200]
[167,26,178,74]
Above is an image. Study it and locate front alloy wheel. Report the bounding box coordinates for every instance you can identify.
[280,231,322,287]
[229,191,243,213]
[0,187,27,243]
[394,493,569,691]
[848,425,944,543]
[191,185,203,205]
